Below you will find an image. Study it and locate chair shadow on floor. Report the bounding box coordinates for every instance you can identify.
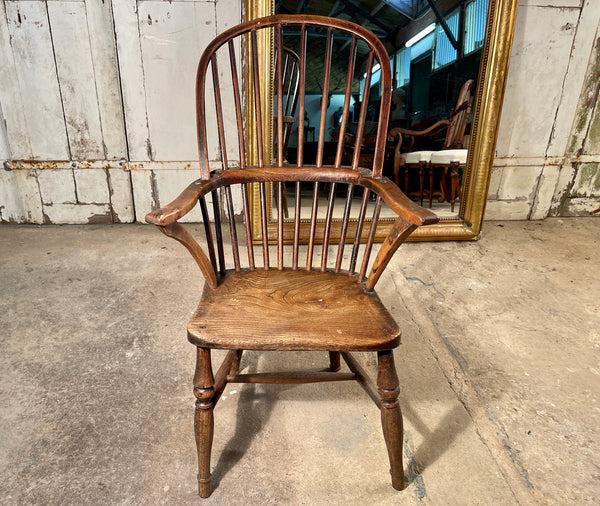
[210,383,274,491]
[209,351,292,491]
[209,349,471,491]
[400,397,470,486]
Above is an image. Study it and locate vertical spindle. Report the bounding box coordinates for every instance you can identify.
[241,183,254,269]
[335,183,354,272]
[259,182,269,269]
[359,196,382,282]
[277,182,283,270]
[349,188,370,274]
[199,196,218,276]
[334,36,357,168]
[251,30,264,168]
[296,25,307,167]
[316,28,333,168]
[292,181,301,270]
[224,186,240,272]
[352,50,374,170]
[321,183,336,271]
[228,40,246,168]
[210,55,228,170]
[276,25,284,168]
[306,182,319,270]
[211,190,226,276]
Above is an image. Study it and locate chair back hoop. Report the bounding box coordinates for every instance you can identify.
[444,79,475,150]
[195,14,393,179]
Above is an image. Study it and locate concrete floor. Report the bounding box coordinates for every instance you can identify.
[0,218,598,505]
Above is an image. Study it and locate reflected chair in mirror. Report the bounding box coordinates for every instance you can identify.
[145,15,438,498]
[390,79,475,210]
[274,46,300,217]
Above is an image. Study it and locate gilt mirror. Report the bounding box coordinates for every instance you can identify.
[245,0,518,241]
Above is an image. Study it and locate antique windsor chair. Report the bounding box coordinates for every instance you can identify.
[145,15,438,497]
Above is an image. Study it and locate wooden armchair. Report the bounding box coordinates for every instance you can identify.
[145,15,438,497]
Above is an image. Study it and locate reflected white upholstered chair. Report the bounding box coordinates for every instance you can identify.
[392,80,475,209]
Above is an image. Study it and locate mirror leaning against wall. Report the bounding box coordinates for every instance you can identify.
[246,0,518,241]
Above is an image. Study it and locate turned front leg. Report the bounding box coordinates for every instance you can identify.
[193,347,215,498]
[377,350,405,490]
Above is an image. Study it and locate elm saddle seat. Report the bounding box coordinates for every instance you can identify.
[145,15,439,498]
[188,269,400,351]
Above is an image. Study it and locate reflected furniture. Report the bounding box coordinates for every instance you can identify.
[274,46,300,217]
[145,15,438,497]
[248,0,519,241]
[391,79,474,210]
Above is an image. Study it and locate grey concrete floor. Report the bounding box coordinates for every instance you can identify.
[0,218,598,505]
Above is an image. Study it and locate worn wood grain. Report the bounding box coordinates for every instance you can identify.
[187,269,400,351]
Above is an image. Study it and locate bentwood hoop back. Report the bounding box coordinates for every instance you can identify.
[146,15,438,497]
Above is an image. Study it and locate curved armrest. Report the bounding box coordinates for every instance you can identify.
[358,175,439,227]
[145,179,216,226]
[390,120,450,139]
[146,169,438,229]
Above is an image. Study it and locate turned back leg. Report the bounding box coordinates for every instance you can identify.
[377,350,405,490]
[193,347,215,497]
[329,351,341,372]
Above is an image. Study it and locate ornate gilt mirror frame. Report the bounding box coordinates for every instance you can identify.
[244,0,518,241]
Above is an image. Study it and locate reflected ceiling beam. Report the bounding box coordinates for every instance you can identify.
[393,0,462,50]
[426,0,459,49]
[339,0,390,38]
[295,0,307,14]
[328,1,341,16]
[381,0,416,20]
[370,2,386,17]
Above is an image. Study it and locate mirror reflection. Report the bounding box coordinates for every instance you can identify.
[273,0,488,221]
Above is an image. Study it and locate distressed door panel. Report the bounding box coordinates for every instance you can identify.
[138,1,217,161]
[495,6,580,158]
[5,1,69,160]
[47,1,104,160]
[112,0,152,161]
[85,0,128,160]
[0,1,32,159]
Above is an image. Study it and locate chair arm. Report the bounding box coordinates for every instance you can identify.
[358,175,439,227]
[391,120,450,139]
[145,178,219,226]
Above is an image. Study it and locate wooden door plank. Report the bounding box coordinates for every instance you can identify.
[137,1,217,161]
[5,1,69,160]
[47,1,104,160]
[112,0,151,161]
[84,0,127,160]
[0,1,32,159]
